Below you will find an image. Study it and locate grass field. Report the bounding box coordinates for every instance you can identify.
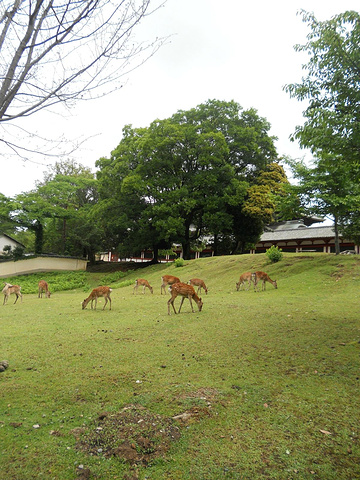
[1,253,359,480]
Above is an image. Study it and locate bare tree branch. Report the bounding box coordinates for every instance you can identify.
[0,0,167,122]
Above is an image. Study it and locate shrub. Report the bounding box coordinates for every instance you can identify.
[266,245,283,263]
[174,258,185,268]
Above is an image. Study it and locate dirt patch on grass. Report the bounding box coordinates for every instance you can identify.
[74,404,181,466]
[178,387,219,402]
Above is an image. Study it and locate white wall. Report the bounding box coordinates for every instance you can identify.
[0,256,87,278]
[0,235,22,254]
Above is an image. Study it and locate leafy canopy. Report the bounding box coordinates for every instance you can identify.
[96,99,283,258]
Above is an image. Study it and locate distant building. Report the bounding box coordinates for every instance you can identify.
[0,233,25,255]
[254,220,359,254]
[98,219,359,262]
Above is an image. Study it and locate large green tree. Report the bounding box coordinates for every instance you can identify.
[11,161,102,262]
[97,100,280,260]
[285,10,360,166]
[0,193,16,234]
[284,156,360,254]
[284,10,360,246]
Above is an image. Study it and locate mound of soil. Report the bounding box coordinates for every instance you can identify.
[74,405,181,466]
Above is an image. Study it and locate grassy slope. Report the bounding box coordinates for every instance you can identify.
[0,253,359,480]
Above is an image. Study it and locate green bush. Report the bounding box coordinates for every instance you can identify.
[99,270,128,285]
[2,271,90,294]
[174,257,185,268]
[266,245,283,263]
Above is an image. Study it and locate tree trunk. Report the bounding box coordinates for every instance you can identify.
[232,239,242,255]
[182,221,192,260]
[334,216,340,255]
[62,218,67,255]
[213,234,218,256]
[150,245,160,264]
[33,220,43,254]
[87,249,96,265]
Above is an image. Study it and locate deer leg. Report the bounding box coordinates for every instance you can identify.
[14,294,19,304]
[178,296,186,313]
[103,297,108,310]
[168,296,177,315]
[188,295,195,312]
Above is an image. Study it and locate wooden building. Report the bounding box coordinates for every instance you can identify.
[254,220,359,254]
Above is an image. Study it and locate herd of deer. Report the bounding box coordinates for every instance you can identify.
[2,271,277,314]
[2,280,50,305]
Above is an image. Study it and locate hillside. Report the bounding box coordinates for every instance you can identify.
[1,252,359,480]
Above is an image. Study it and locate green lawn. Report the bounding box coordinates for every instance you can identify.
[1,253,359,479]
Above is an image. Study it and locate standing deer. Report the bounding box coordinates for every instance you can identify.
[2,283,23,305]
[252,271,277,291]
[167,282,203,315]
[161,275,180,295]
[189,278,208,295]
[133,279,153,294]
[235,272,253,291]
[82,286,112,310]
[38,280,51,298]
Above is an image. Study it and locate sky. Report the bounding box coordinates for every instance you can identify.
[1,0,360,197]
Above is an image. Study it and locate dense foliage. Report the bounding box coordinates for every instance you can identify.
[96,100,287,259]
[284,10,360,248]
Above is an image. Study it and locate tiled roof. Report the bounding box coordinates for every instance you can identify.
[259,226,337,242]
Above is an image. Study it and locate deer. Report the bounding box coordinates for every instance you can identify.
[82,286,112,310]
[252,271,277,291]
[236,271,253,291]
[38,280,51,298]
[189,278,208,295]
[167,282,203,315]
[161,275,180,295]
[133,278,153,295]
[2,282,23,305]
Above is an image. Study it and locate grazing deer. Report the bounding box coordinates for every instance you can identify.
[133,278,153,294]
[82,286,112,310]
[2,282,23,305]
[189,278,208,295]
[38,280,51,298]
[168,282,203,315]
[252,271,277,291]
[236,272,253,291]
[161,275,180,295]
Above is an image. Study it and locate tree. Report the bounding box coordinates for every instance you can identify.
[12,189,50,254]
[37,161,102,261]
[11,160,103,261]
[97,100,281,259]
[222,163,289,254]
[284,156,360,254]
[0,193,15,233]
[284,10,360,247]
[284,10,360,167]
[0,0,166,158]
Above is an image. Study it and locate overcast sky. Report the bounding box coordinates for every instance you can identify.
[2,0,359,197]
